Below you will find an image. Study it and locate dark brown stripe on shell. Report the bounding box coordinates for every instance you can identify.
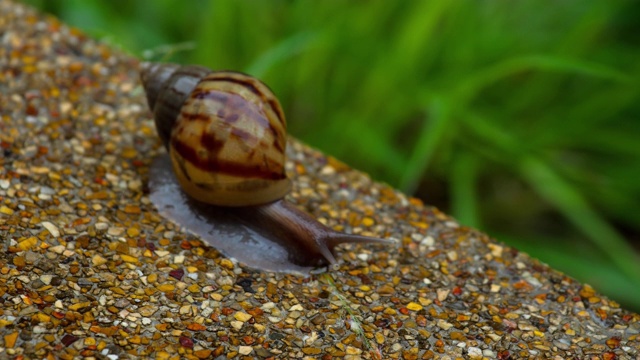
[267,98,285,126]
[191,89,228,102]
[205,74,262,96]
[230,127,257,143]
[172,138,285,180]
[176,157,192,182]
[179,110,211,122]
[199,131,225,153]
[202,74,285,125]
[273,138,284,153]
[188,89,277,135]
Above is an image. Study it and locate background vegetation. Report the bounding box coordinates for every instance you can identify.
[24,0,640,311]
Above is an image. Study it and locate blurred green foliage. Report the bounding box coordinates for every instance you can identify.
[24,0,640,311]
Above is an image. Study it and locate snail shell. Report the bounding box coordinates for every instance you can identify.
[141,62,391,272]
[141,62,290,206]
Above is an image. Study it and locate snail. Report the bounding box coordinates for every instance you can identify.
[140,62,391,273]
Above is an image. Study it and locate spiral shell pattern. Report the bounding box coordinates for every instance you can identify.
[141,63,291,206]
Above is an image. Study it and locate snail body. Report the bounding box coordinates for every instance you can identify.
[141,62,389,271]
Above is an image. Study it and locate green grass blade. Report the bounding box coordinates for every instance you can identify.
[399,96,451,194]
[519,156,640,282]
[450,151,481,228]
[245,31,319,77]
[455,55,629,104]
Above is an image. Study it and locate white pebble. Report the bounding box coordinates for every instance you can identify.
[107,227,124,236]
[238,346,252,355]
[187,273,198,280]
[95,222,109,231]
[289,304,304,311]
[437,319,453,330]
[467,346,482,358]
[483,349,496,357]
[421,236,435,247]
[49,245,65,254]
[41,221,60,237]
[40,274,53,285]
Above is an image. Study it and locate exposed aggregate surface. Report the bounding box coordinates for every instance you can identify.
[1,1,639,359]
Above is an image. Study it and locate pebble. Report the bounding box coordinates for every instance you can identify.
[0,206,14,215]
[194,349,212,359]
[92,254,108,266]
[157,284,175,292]
[95,222,109,231]
[4,332,19,348]
[17,237,37,251]
[483,349,496,357]
[346,346,362,355]
[107,227,125,237]
[234,312,252,322]
[468,346,482,358]
[49,245,66,254]
[40,221,60,237]
[437,289,450,301]
[120,254,138,263]
[174,255,185,264]
[437,320,454,330]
